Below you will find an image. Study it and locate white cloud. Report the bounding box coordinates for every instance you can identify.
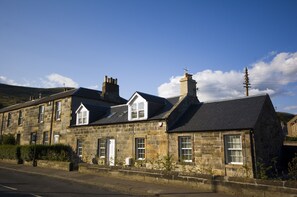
[284,105,297,111]
[87,84,99,90]
[158,52,297,102]
[0,73,79,88]
[42,73,79,88]
[0,76,17,85]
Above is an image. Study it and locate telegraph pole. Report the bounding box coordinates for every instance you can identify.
[244,67,251,96]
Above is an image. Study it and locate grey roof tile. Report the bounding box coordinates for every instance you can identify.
[169,95,268,132]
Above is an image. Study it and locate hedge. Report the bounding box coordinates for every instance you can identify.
[0,145,20,160]
[0,144,73,162]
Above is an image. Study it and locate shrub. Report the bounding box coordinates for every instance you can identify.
[19,144,73,162]
[285,136,297,142]
[0,145,19,160]
[288,154,297,180]
[162,154,175,172]
[1,134,16,145]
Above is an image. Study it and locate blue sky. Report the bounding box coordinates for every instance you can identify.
[0,0,297,114]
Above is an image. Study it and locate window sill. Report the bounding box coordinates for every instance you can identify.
[177,161,194,165]
[225,163,243,167]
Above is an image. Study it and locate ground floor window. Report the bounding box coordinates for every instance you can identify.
[54,134,60,144]
[30,132,37,144]
[97,139,106,158]
[43,132,49,145]
[135,138,145,160]
[178,136,192,162]
[224,135,243,164]
[77,139,83,159]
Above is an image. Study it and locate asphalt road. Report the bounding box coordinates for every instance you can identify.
[0,168,133,197]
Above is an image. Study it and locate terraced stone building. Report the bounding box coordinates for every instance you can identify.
[0,73,283,178]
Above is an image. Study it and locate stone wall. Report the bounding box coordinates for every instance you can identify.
[79,163,297,197]
[169,130,254,178]
[253,96,284,173]
[70,122,254,178]
[69,120,168,165]
[0,97,72,145]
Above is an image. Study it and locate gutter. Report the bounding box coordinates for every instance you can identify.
[49,101,55,145]
[0,113,4,141]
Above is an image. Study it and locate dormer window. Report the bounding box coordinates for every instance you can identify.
[75,103,89,125]
[127,93,148,121]
[131,102,145,119]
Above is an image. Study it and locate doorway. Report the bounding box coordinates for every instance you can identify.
[107,139,115,166]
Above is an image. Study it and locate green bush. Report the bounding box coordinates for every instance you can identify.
[0,144,73,162]
[288,154,297,180]
[285,136,297,141]
[1,134,16,145]
[0,145,19,160]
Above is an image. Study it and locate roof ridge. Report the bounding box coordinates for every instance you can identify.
[202,94,268,104]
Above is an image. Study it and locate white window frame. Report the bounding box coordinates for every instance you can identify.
[178,136,192,163]
[127,94,148,121]
[38,105,45,123]
[55,101,61,120]
[224,135,243,165]
[77,139,83,159]
[135,138,145,160]
[98,139,106,158]
[75,104,89,125]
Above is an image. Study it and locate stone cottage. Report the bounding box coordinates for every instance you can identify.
[0,76,126,145]
[0,72,284,178]
[69,73,283,178]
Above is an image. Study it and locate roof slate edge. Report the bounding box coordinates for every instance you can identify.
[0,89,78,113]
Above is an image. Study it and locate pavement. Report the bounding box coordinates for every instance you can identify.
[0,161,232,197]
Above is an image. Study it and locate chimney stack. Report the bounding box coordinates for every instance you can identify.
[102,75,120,100]
[180,72,197,97]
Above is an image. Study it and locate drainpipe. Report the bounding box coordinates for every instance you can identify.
[49,101,55,145]
[250,129,257,178]
[0,113,4,142]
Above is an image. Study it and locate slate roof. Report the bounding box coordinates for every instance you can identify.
[0,89,77,113]
[169,94,268,132]
[89,96,180,125]
[134,91,168,104]
[0,87,126,113]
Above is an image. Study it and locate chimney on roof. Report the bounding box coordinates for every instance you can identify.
[102,75,119,100]
[180,72,197,97]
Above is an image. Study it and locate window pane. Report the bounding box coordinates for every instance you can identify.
[179,136,192,162]
[138,102,144,110]
[77,140,83,158]
[225,135,243,164]
[55,102,61,120]
[43,132,49,145]
[98,139,106,158]
[138,110,144,118]
[135,138,145,160]
[131,103,137,111]
[132,111,137,119]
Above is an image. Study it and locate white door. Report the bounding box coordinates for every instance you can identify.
[107,139,115,166]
